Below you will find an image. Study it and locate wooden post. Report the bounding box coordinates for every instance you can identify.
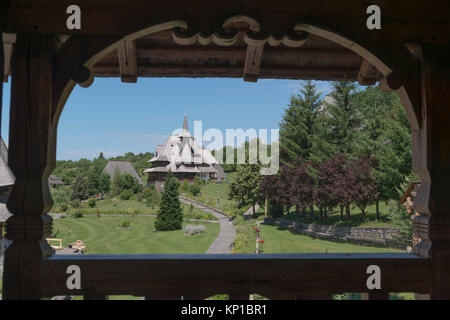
[2,34,56,299]
[412,44,450,299]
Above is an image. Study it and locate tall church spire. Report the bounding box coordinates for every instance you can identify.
[183,113,188,131]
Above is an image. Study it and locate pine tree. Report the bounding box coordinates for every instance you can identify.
[279,80,321,166]
[312,81,360,162]
[70,174,89,201]
[155,171,183,231]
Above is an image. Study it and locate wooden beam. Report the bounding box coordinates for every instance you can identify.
[135,46,357,60]
[357,59,379,85]
[243,44,264,82]
[40,253,430,298]
[92,65,359,81]
[4,1,450,45]
[117,39,138,83]
[2,33,16,82]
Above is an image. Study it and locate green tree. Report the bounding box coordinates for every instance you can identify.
[155,171,183,231]
[312,81,360,162]
[98,173,111,198]
[70,174,89,201]
[353,86,412,219]
[110,168,122,196]
[144,184,160,209]
[279,80,321,166]
[228,164,263,215]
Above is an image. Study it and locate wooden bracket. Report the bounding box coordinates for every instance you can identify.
[2,33,16,83]
[243,43,264,82]
[357,59,379,85]
[118,38,138,83]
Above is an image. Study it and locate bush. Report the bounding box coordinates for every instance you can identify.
[144,185,160,209]
[183,224,206,236]
[189,183,201,196]
[136,192,144,202]
[96,210,101,218]
[73,210,84,218]
[88,198,96,208]
[119,220,130,228]
[70,199,81,208]
[120,189,132,200]
[60,203,69,212]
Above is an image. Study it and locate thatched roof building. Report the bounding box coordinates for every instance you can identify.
[102,161,144,185]
[144,115,226,189]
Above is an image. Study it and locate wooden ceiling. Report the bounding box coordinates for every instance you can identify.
[91,30,381,83]
[3,29,381,85]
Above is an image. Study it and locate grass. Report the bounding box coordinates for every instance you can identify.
[184,172,246,215]
[232,216,402,254]
[51,216,219,254]
[52,197,217,221]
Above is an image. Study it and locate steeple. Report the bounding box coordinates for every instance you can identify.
[183,113,188,131]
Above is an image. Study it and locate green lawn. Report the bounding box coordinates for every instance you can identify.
[232,216,402,254]
[51,216,219,254]
[184,172,246,215]
[51,198,217,220]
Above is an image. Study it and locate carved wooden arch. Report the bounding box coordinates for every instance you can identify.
[51,15,421,131]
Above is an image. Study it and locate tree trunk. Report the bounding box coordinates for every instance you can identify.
[310,203,314,218]
[252,203,256,215]
[346,204,351,220]
[302,206,306,217]
[376,198,380,221]
[295,205,299,217]
[264,198,268,217]
[340,205,344,221]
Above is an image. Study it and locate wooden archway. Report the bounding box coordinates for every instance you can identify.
[1,1,450,299]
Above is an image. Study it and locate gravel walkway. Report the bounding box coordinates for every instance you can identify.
[179,197,236,254]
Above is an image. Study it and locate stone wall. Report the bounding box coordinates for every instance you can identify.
[263,218,405,250]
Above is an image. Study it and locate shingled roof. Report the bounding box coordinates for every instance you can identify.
[0,202,11,222]
[0,138,15,188]
[102,161,143,185]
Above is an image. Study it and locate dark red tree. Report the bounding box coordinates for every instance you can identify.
[289,162,316,218]
[348,157,378,220]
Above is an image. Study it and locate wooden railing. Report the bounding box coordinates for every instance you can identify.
[40,253,430,300]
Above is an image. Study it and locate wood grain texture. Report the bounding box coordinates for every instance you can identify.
[40,253,430,299]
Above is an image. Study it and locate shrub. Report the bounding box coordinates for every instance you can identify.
[179,180,190,194]
[183,224,206,236]
[136,192,144,202]
[96,210,101,218]
[189,183,201,196]
[60,203,69,212]
[73,210,84,218]
[120,189,132,200]
[88,198,96,208]
[119,220,130,228]
[70,199,81,208]
[144,185,160,209]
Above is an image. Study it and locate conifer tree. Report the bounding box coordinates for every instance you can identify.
[279,80,321,166]
[312,81,360,162]
[155,171,183,231]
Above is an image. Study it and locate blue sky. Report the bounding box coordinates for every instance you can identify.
[1,78,333,160]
